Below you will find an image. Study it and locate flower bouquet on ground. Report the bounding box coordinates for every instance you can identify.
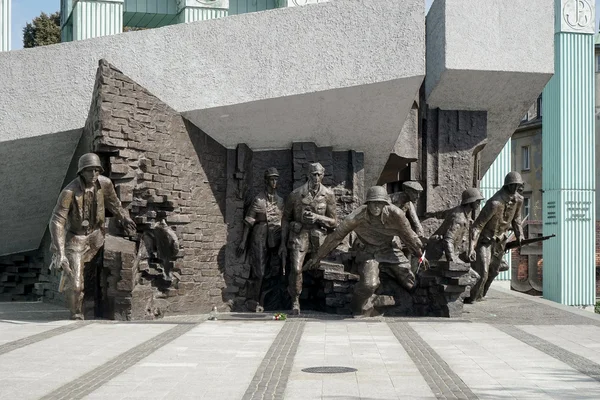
[272,312,287,321]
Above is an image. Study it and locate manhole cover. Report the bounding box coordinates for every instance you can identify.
[302,366,357,374]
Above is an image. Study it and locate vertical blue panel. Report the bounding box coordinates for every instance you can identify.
[180,7,228,23]
[73,1,123,41]
[229,0,277,15]
[480,140,512,281]
[543,26,596,305]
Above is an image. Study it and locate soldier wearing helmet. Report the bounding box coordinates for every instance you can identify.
[426,188,484,262]
[304,186,423,316]
[237,167,284,305]
[467,172,524,302]
[49,153,136,320]
[390,181,425,239]
[279,162,337,315]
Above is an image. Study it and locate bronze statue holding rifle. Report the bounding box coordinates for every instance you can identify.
[49,153,136,320]
[467,172,524,303]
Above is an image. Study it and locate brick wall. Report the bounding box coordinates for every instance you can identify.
[0,252,45,301]
[86,60,228,315]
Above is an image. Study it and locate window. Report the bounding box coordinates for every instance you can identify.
[537,95,542,118]
[523,197,530,219]
[596,55,600,72]
[521,146,530,171]
[521,112,528,123]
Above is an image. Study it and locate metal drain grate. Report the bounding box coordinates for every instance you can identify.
[302,366,357,374]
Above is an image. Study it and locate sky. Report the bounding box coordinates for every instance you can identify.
[7,0,600,50]
[11,0,59,49]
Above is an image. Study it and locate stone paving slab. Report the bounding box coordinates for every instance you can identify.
[388,322,476,400]
[4,287,600,399]
[411,321,600,399]
[0,322,176,400]
[461,288,600,326]
[498,325,600,385]
[85,320,283,400]
[516,325,600,365]
[41,323,202,400]
[242,320,305,400]
[0,319,77,348]
[285,321,435,400]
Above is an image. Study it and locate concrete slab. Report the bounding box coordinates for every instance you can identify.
[184,77,423,185]
[0,0,425,186]
[425,0,554,173]
[284,321,435,400]
[4,290,600,399]
[0,319,74,346]
[0,322,175,400]
[412,321,600,399]
[0,130,81,255]
[85,321,282,400]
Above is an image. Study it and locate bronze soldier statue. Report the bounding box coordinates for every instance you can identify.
[49,153,136,320]
[426,188,484,262]
[467,172,524,302]
[279,162,337,315]
[391,181,425,239]
[305,186,423,316]
[237,168,284,304]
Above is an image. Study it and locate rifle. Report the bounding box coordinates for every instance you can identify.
[504,234,556,251]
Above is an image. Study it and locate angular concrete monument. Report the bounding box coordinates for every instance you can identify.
[0,0,555,318]
[0,0,424,257]
[425,0,554,174]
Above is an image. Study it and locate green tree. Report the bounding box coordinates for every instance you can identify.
[23,12,61,48]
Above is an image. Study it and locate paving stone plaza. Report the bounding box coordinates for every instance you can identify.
[2,283,600,400]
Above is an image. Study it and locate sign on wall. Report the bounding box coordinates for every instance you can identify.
[561,0,595,34]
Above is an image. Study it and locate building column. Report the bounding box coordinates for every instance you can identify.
[177,0,228,23]
[0,0,10,51]
[480,140,512,281]
[542,0,596,305]
[68,0,124,41]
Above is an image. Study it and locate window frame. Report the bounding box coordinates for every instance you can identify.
[521,146,531,171]
[523,196,531,220]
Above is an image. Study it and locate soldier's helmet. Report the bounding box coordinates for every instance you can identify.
[402,181,423,193]
[503,171,524,186]
[461,188,484,205]
[264,167,280,178]
[364,186,391,204]
[308,162,325,174]
[77,153,104,175]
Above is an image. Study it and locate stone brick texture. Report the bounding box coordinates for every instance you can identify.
[419,109,487,237]
[85,60,228,316]
[0,252,45,301]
